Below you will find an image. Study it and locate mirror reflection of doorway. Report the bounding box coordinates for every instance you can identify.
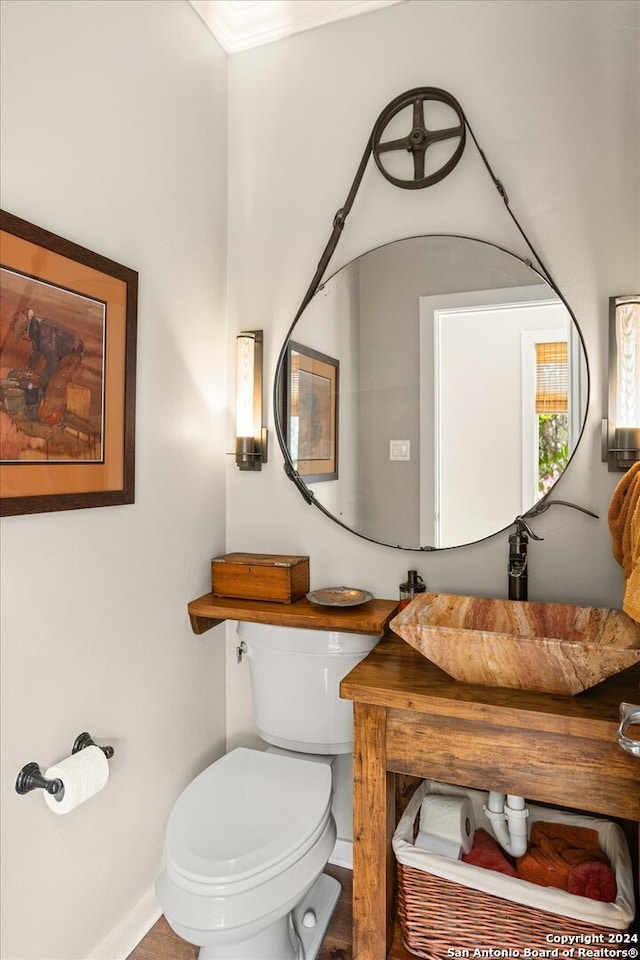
[422,289,574,548]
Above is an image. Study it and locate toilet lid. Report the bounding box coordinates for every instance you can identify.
[166,747,332,885]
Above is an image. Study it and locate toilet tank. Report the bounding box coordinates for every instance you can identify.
[237,622,379,754]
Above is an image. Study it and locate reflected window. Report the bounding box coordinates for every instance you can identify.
[535,341,569,494]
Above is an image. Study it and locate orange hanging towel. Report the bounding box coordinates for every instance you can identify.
[608,460,640,622]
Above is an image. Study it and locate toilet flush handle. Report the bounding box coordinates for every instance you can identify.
[236,640,247,664]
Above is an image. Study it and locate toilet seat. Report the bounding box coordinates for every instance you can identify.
[165,748,333,892]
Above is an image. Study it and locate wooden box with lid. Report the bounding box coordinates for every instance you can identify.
[211,552,310,604]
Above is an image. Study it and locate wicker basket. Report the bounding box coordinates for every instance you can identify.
[393,781,636,960]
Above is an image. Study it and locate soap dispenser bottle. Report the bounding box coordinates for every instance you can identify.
[399,570,426,609]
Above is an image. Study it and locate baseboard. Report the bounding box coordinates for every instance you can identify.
[87,887,161,960]
[329,837,353,870]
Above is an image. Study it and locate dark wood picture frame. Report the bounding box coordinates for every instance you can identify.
[285,341,338,482]
[0,210,137,516]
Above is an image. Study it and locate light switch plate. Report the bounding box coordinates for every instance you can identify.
[390,440,410,461]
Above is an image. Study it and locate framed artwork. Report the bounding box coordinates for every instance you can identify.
[285,341,338,482]
[0,210,138,516]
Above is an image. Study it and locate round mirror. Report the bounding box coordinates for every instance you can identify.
[275,236,589,550]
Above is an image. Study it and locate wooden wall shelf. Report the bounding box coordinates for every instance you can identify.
[187,592,399,636]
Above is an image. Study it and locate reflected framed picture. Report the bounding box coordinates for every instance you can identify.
[285,341,338,482]
[0,210,137,516]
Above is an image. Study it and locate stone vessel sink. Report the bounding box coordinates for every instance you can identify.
[390,593,640,695]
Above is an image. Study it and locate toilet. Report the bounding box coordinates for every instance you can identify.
[156,623,379,960]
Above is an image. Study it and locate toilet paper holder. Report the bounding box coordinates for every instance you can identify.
[15,732,114,796]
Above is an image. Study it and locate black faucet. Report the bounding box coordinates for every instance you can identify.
[507,516,542,601]
[507,499,599,601]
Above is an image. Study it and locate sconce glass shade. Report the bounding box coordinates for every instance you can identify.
[235,330,267,470]
[236,333,256,437]
[603,296,640,471]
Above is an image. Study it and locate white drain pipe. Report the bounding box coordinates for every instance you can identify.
[484,792,529,857]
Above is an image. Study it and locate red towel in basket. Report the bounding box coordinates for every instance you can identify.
[567,861,617,903]
[462,828,518,877]
[516,821,613,895]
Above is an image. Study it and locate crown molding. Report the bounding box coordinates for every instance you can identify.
[189,0,404,54]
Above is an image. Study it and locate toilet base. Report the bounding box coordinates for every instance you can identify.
[198,912,299,960]
[198,873,341,960]
[293,872,342,960]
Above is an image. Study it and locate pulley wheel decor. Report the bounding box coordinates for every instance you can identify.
[372,87,466,189]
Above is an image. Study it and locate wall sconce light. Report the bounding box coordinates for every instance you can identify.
[602,295,640,471]
[235,330,267,470]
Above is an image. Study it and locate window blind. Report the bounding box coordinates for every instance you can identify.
[535,341,568,413]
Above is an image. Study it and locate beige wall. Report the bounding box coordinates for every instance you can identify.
[0,2,229,958]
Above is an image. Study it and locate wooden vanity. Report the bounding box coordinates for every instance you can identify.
[340,633,640,960]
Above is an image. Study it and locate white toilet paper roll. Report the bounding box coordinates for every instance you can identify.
[44,746,109,815]
[418,794,475,855]
[415,830,463,859]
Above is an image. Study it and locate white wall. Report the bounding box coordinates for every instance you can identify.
[0,3,229,959]
[225,0,640,744]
